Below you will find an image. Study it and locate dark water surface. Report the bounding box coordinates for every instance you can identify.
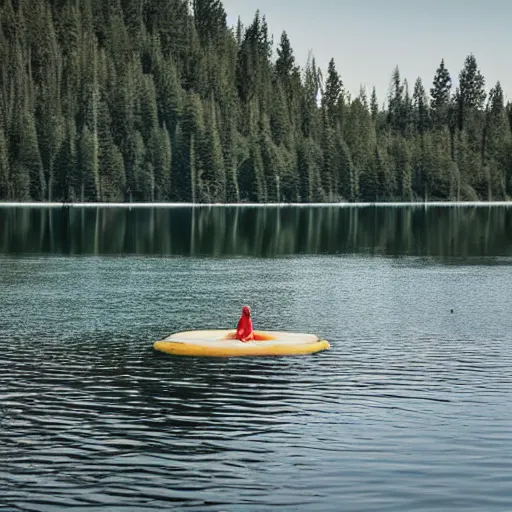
[1,206,512,511]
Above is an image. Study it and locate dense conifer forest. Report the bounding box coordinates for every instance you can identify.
[0,0,511,203]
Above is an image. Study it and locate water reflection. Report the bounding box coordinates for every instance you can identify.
[1,206,511,257]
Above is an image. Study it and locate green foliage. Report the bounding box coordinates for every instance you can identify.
[430,59,451,126]
[0,0,508,203]
[297,137,321,202]
[301,54,321,139]
[507,103,512,133]
[322,59,343,127]
[193,0,227,45]
[147,126,172,200]
[387,66,404,134]
[54,118,77,201]
[77,126,100,201]
[370,87,378,121]
[0,125,10,199]
[413,78,429,135]
[458,54,486,111]
[275,31,295,81]
[20,113,45,200]
[202,102,226,201]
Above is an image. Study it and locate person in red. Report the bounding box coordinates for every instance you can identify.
[236,305,254,342]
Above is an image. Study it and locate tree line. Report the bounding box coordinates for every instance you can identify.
[0,0,511,203]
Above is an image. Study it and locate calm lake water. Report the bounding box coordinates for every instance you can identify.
[1,205,512,511]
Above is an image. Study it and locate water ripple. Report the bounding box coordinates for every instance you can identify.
[1,255,512,511]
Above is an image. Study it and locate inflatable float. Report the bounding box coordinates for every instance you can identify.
[153,330,330,358]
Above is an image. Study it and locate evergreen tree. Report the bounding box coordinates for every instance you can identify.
[338,137,357,201]
[275,31,295,81]
[456,54,486,132]
[345,96,375,185]
[147,126,172,200]
[387,66,404,135]
[458,54,486,111]
[270,83,291,147]
[359,146,379,201]
[193,0,227,45]
[390,137,412,201]
[402,80,414,137]
[320,109,336,199]
[370,87,378,122]
[239,135,264,201]
[430,58,451,126]
[54,118,77,201]
[77,125,100,201]
[413,77,429,135]
[321,58,343,128]
[20,113,45,200]
[123,130,146,200]
[301,54,321,139]
[482,82,511,199]
[202,100,226,201]
[297,137,321,202]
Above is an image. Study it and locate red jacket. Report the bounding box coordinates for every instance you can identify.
[236,306,254,341]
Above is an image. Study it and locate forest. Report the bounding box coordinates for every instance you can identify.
[0,0,511,203]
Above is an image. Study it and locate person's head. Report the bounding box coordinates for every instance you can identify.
[242,305,251,317]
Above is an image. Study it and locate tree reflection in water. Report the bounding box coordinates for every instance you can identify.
[1,206,511,259]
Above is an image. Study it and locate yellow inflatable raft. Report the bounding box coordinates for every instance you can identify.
[153,330,330,357]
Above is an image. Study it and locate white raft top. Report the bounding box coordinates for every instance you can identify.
[163,330,320,348]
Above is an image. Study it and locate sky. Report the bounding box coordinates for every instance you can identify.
[221,0,512,106]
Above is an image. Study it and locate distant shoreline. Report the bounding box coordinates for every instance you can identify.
[0,201,511,208]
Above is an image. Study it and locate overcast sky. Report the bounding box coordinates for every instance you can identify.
[221,0,511,106]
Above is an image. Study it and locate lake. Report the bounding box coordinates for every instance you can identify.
[1,205,512,511]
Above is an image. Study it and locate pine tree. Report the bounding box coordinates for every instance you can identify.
[345,96,375,180]
[456,54,486,132]
[54,120,77,202]
[193,0,227,45]
[275,31,295,81]
[413,77,429,135]
[270,83,291,147]
[147,126,172,200]
[430,59,451,126]
[301,53,321,138]
[338,138,357,201]
[202,100,226,202]
[320,109,336,199]
[97,96,125,201]
[77,126,100,201]
[138,75,159,144]
[359,146,379,201]
[258,115,279,201]
[20,113,45,200]
[482,82,511,199]
[121,0,144,49]
[387,66,404,134]
[506,102,512,133]
[402,80,414,137]
[458,54,486,111]
[391,137,412,201]
[370,87,378,121]
[297,137,321,202]
[321,58,343,127]
[239,135,264,201]
[153,57,182,133]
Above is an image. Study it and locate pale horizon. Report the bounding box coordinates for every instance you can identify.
[222,0,512,106]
